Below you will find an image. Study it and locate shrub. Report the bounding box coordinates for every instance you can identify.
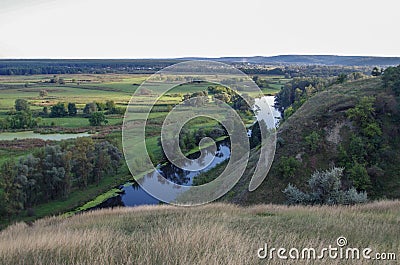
[88,112,108,126]
[277,156,301,179]
[305,131,321,152]
[283,167,368,205]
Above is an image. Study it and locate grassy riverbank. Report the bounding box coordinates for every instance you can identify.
[0,200,398,264]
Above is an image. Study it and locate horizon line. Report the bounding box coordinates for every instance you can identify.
[1,54,400,60]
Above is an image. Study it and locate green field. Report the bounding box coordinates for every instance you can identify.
[0,73,291,228]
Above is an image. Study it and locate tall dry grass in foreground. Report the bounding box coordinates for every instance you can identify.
[0,201,399,265]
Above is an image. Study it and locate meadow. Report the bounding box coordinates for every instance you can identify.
[0,201,398,264]
[0,74,287,227]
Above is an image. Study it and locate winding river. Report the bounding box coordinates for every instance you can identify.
[95,96,281,209]
[0,96,280,209]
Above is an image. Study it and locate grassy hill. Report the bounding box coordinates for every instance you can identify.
[0,201,399,264]
[227,77,400,205]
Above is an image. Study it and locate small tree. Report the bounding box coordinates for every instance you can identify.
[336,73,348,84]
[42,106,49,116]
[277,156,301,179]
[50,103,67,117]
[371,67,382,76]
[83,102,98,116]
[348,162,371,191]
[15,99,29,112]
[305,131,321,152]
[67,103,77,116]
[105,100,116,110]
[89,112,108,126]
[39,90,48,98]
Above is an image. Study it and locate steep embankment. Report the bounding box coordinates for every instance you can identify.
[0,201,399,264]
[232,77,400,204]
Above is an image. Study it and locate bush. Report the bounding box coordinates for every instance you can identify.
[89,112,108,126]
[347,162,371,191]
[277,156,301,179]
[282,184,310,205]
[305,131,321,152]
[283,167,368,205]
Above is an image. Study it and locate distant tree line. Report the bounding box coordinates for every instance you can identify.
[0,138,122,219]
[239,67,284,75]
[0,99,124,130]
[238,65,373,78]
[0,59,178,75]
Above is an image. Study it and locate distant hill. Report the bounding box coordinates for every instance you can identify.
[182,55,400,66]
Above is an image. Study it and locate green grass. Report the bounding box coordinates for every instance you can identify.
[0,201,398,264]
[66,188,122,215]
[39,116,122,128]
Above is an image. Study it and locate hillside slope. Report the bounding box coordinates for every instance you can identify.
[0,201,399,264]
[232,77,400,204]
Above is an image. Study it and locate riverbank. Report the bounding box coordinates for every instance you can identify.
[69,136,231,213]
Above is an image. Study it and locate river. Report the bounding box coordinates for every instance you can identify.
[94,96,280,209]
[0,131,92,141]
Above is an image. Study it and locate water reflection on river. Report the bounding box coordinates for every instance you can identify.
[93,96,280,209]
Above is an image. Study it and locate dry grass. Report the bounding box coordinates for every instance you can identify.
[0,201,399,265]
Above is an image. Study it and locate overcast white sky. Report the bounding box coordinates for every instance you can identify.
[0,0,399,58]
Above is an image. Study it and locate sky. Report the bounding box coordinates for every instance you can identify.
[0,0,399,59]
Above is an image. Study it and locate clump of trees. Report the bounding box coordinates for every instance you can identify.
[277,156,301,179]
[252,75,271,89]
[39,90,48,98]
[0,99,38,130]
[83,102,98,116]
[89,112,108,126]
[337,96,383,192]
[183,91,209,107]
[157,121,228,163]
[0,139,122,218]
[305,131,321,153]
[371,67,383,77]
[275,78,325,119]
[283,167,367,205]
[50,102,67,117]
[49,75,65,85]
[83,101,123,117]
[208,85,254,112]
[382,65,400,96]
